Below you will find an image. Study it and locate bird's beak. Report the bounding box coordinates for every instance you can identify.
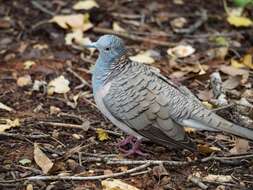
[84,42,97,49]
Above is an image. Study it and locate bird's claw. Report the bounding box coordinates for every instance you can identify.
[116,136,148,157]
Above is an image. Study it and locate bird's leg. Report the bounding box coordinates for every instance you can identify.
[116,136,147,156]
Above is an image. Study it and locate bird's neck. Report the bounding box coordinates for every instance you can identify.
[92,53,128,94]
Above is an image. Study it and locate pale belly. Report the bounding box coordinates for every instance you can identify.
[94,82,144,139]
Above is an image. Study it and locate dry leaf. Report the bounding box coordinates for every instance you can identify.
[184,127,196,133]
[17,75,32,87]
[202,101,213,109]
[203,174,232,183]
[26,184,33,190]
[227,16,253,27]
[73,0,99,10]
[222,75,241,90]
[230,138,250,154]
[231,59,245,68]
[96,128,109,141]
[51,14,93,31]
[23,60,36,69]
[198,144,221,154]
[167,45,195,58]
[34,143,54,174]
[219,65,249,83]
[0,118,20,132]
[19,158,32,165]
[0,102,14,112]
[102,179,140,190]
[170,17,187,29]
[243,54,253,69]
[129,51,155,64]
[48,75,70,95]
[112,22,125,32]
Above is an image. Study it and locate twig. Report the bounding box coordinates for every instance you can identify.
[174,9,208,34]
[210,72,228,106]
[1,163,150,182]
[31,1,55,16]
[93,27,177,47]
[87,158,192,166]
[0,132,50,140]
[66,67,91,89]
[38,121,122,136]
[201,154,253,162]
[188,175,208,190]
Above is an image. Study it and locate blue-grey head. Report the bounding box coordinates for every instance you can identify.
[86,35,126,63]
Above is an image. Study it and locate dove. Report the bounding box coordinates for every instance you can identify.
[86,35,253,156]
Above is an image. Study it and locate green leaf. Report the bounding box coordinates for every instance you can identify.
[233,0,253,7]
[19,158,32,165]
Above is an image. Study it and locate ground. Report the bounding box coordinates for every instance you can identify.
[0,0,253,189]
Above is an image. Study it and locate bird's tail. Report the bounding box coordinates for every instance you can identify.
[182,109,253,141]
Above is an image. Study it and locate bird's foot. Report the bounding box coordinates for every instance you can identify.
[116,136,148,157]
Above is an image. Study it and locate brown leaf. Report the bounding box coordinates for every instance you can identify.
[34,143,54,174]
[222,75,241,90]
[101,179,140,190]
[230,138,250,154]
[219,66,249,84]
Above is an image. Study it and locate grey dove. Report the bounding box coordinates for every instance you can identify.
[86,35,253,155]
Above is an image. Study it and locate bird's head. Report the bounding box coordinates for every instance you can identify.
[86,35,126,63]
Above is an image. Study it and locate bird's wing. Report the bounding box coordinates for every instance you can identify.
[149,65,253,140]
[103,63,196,151]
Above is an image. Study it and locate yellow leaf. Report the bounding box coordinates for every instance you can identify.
[51,13,93,31]
[198,144,221,154]
[202,101,213,109]
[231,59,245,68]
[73,0,99,10]
[184,127,196,133]
[129,51,155,64]
[96,128,109,141]
[0,118,20,132]
[243,54,253,69]
[112,22,125,32]
[227,16,253,27]
[34,143,54,174]
[23,60,36,70]
[102,179,140,190]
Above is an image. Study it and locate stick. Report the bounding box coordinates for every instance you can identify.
[31,1,55,16]
[66,67,92,89]
[2,163,150,182]
[93,27,177,47]
[174,9,208,34]
[201,154,253,162]
[38,121,122,136]
[188,175,208,190]
[0,132,50,140]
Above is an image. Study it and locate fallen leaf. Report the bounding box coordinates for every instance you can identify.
[19,158,32,165]
[0,102,14,112]
[73,0,99,10]
[230,138,250,154]
[17,75,32,87]
[227,16,253,27]
[51,14,93,31]
[26,184,33,190]
[167,45,195,58]
[34,143,54,174]
[23,60,36,69]
[0,118,20,132]
[243,54,253,69]
[102,179,140,190]
[231,59,245,68]
[198,144,221,154]
[96,128,109,141]
[184,127,196,133]
[220,65,249,83]
[32,80,47,91]
[130,51,155,64]
[222,75,241,90]
[170,17,187,29]
[48,75,70,95]
[112,22,125,32]
[212,36,229,47]
[203,174,232,183]
[202,101,213,109]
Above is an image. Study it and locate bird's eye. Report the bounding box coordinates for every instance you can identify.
[105,47,110,51]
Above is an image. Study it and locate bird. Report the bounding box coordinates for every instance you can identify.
[86,34,253,156]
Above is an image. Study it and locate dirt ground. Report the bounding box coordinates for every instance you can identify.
[0,0,253,189]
